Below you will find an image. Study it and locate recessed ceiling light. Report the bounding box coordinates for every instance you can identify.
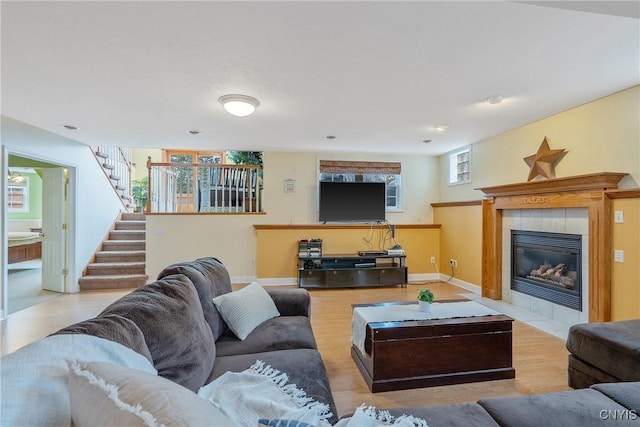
[219,94,260,117]
[423,139,432,144]
[326,135,336,140]
[63,124,78,130]
[434,124,449,132]
[486,95,504,105]
[187,130,201,135]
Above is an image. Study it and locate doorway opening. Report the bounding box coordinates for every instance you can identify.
[4,154,72,315]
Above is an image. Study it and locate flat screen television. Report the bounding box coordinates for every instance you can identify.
[318,181,386,222]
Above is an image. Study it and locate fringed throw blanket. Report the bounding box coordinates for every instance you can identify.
[198,361,333,427]
[198,361,429,427]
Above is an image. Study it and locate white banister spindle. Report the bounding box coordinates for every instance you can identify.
[146,161,262,214]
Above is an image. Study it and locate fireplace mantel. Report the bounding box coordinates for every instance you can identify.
[477,172,628,322]
[477,172,628,198]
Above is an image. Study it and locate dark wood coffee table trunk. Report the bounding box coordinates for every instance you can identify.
[351,309,515,393]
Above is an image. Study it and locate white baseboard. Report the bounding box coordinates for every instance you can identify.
[253,277,298,287]
[230,276,257,285]
[408,273,440,283]
[441,275,481,294]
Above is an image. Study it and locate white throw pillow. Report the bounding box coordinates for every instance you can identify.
[212,282,280,340]
[68,360,235,427]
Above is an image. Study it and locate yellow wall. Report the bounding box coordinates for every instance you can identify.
[435,86,640,320]
[132,148,162,181]
[433,204,482,286]
[439,86,640,202]
[256,226,440,279]
[146,151,441,280]
[611,198,640,320]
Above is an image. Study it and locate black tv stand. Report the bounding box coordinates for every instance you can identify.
[298,253,407,289]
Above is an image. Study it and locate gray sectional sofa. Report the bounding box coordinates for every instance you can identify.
[2,256,639,426]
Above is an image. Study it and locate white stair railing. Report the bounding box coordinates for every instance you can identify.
[146,157,263,214]
[93,146,134,210]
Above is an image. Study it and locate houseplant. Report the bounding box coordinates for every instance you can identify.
[131,177,149,213]
[417,288,435,312]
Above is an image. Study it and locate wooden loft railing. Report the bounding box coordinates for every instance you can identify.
[93,146,134,211]
[145,157,263,214]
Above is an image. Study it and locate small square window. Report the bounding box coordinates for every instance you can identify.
[449,146,471,185]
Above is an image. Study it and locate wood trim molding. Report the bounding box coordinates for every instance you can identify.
[431,200,482,208]
[606,188,640,199]
[476,172,628,197]
[254,224,441,230]
[477,172,628,323]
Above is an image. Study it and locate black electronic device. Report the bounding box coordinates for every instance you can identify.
[358,250,386,256]
[318,181,386,223]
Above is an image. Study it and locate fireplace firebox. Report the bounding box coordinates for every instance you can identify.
[511,230,582,311]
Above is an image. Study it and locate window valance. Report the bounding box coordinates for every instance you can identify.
[318,160,401,175]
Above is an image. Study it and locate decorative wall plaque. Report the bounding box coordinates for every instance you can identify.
[523,137,567,181]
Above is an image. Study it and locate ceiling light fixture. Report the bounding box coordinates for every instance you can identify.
[219,94,260,117]
[7,171,26,184]
[486,95,504,105]
[434,124,449,132]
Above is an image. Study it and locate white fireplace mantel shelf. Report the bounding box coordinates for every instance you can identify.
[477,172,628,323]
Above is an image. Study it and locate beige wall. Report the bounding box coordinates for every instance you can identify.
[146,152,440,281]
[439,86,640,202]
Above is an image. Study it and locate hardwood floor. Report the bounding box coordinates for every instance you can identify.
[0,281,571,418]
[308,282,570,416]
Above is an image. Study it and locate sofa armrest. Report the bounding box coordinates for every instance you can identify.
[266,289,311,317]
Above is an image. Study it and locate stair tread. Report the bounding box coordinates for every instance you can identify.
[97,250,146,254]
[90,261,145,266]
[80,274,148,280]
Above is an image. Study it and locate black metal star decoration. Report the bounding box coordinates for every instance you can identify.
[523,137,567,181]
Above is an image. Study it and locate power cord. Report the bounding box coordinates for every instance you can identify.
[445,263,455,283]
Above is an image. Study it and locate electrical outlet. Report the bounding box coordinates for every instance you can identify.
[430,256,436,264]
[614,249,624,263]
[453,259,458,268]
[614,211,624,223]
[449,259,457,267]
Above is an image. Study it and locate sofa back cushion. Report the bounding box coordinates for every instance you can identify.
[50,314,153,363]
[158,257,232,340]
[98,274,215,392]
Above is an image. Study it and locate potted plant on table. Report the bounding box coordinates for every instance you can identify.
[417,288,435,312]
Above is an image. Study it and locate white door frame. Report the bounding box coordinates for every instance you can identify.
[1,149,77,320]
[1,147,8,320]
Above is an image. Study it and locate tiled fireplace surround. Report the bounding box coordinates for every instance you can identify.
[478,172,628,334]
[501,208,589,326]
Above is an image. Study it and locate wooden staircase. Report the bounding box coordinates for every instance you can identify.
[79,212,148,290]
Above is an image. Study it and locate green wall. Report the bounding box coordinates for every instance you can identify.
[8,171,42,220]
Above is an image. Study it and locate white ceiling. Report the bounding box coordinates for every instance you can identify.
[2,1,638,156]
